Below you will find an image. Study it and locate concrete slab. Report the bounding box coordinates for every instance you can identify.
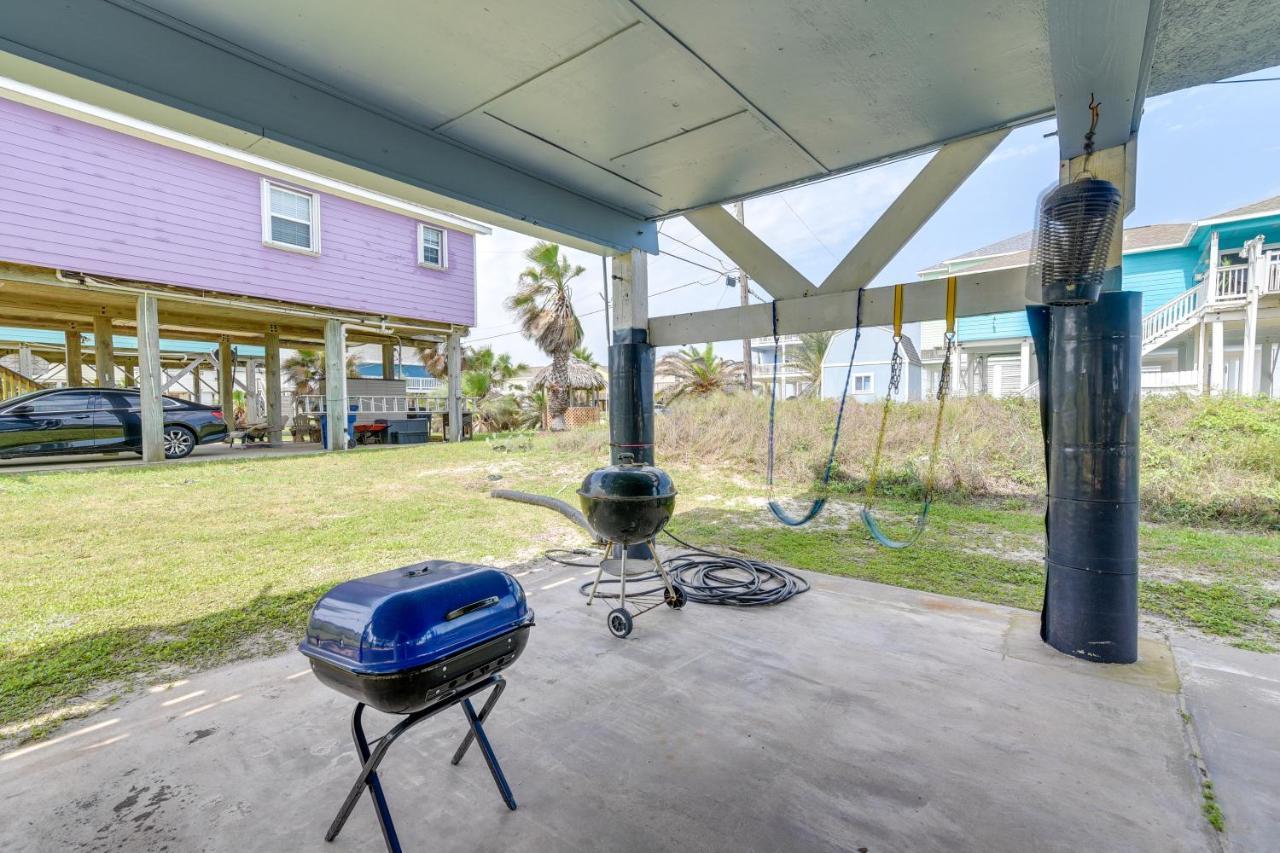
[1173,636,1280,852]
[0,563,1219,853]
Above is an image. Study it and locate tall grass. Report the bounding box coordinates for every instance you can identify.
[553,393,1280,528]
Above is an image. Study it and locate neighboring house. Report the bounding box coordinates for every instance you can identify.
[753,327,922,402]
[0,84,489,440]
[802,194,1280,401]
[354,362,445,394]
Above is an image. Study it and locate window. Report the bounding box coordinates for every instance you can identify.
[18,390,99,413]
[418,223,447,269]
[262,180,319,253]
[853,373,874,393]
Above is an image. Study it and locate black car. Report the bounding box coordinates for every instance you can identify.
[0,387,228,460]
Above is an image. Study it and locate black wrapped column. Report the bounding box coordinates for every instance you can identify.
[608,328,655,465]
[1028,291,1142,663]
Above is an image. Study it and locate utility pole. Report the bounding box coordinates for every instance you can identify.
[734,201,754,392]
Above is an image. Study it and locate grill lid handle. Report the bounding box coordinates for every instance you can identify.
[445,596,501,621]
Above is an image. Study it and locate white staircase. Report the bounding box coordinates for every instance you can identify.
[1141,283,1206,355]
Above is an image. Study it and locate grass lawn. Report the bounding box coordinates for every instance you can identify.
[2,433,1278,744]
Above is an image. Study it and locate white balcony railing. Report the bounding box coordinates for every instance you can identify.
[294,394,478,416]
[1268,255,1280,294]
[1216,266,1249,300]
[1142,283,1204,344]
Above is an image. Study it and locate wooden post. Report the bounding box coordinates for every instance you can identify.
[1205,231,1220,306]
[93,314,115,387]
[17,344,34,379]
[1241,237,1263,395]
[446,331,462,442]
[1196,321,1207,396]
[65,327,84,386]
[244,358,260,423]
[1263,339,1277,398]
[136,294,165,463]
[1210,320,1225,395]
[1019,339,1033,390]
[324,319,348,451]
[381,342,396,380]
[191,364,202,404]
[265,328,283,444]
[733,201,753,393]
[121,359,136,388]
[218,337,235,421]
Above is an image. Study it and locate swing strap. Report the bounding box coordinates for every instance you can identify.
[862,277,957,549]
[766,290,865,526]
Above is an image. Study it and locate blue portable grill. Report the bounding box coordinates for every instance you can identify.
[300,560,534,853]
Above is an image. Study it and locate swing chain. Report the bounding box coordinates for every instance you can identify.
[936,331,956,401]
[887,340,904,395]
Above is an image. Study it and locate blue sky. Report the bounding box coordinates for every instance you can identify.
[470,68,1280,367]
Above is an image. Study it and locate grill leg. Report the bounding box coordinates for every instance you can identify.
[450,677,505,766]
[461,695,517,811]
[652,539,677,598]
[618,550,628,611]
[326,703,403,853]
[586,548,610,605]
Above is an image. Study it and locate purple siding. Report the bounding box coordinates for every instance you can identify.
[0,96,475,325]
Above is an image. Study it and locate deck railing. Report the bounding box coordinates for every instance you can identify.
[294,394,478,416]
[1268,255,1280,294]
[0,364,41,401]
[1215,266,1249,300]
[1142,283,1204,344]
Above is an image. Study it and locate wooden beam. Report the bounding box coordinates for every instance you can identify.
[265,329,283,444]
[218,337,235,419]
[683,206,813,300]
[92,315,114,388]
[611,249,650,335]
[136,294,165,463]
[648,267,1027,347]
[820,128,1010,293]
[64,327,83,385]
[446,332,462,442]
[324,320,348,451]
[381,342,396,380]
[1047,0,1161,160]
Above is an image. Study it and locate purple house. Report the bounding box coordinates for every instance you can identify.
[0,85,489,456]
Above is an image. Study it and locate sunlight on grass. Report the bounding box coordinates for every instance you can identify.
[2,426,1278,740]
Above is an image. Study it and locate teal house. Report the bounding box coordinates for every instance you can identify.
[904,195,1280,398]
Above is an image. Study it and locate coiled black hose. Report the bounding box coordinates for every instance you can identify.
[558,531,810,607]
[661,530,810,606]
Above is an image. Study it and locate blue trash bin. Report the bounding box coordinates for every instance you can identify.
[320,405,359,449]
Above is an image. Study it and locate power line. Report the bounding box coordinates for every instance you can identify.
[661,231,728,265]
[780,194,840,261]
[1207,76,1280,84]
[659,249,728,276]
[464,276,719,344]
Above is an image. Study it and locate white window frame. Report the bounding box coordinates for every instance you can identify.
[417,223,448,270]
[853,373,874,394]
[261,179,320,255]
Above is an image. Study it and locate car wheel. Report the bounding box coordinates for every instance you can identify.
[163,425,197,459]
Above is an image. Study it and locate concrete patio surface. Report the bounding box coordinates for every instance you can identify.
[0,558,1247,853]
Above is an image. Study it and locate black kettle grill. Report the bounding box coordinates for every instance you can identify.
[577,453,684,637]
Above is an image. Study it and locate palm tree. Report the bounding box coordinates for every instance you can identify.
[284,349,324,396]
[793,331,835,397]
[656,344,744,402]
[572,345,600,369]
[283,349,359,396]
[504,242,585,430]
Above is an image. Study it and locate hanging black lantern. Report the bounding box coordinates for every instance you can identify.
[1036,177,1122,306]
